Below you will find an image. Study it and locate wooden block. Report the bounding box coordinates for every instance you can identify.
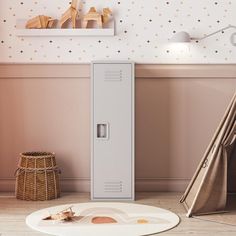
[71,0,78,9]
[26,16,41,29]
[47,20,55,28]
[39,15,48,28]
[83,7,102,28]
[26,15,54,29]
[102,8,112,24]
[60,0,79,28]
[82,7,112,29]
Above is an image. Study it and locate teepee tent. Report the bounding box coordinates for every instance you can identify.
[180,92,236,217]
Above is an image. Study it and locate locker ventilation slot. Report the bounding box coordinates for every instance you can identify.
[104,181,123,193]
[104,70,122,81]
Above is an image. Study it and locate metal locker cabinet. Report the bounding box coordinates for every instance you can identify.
[91,61,135,200]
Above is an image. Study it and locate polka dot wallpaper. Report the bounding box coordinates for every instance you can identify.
[0,0,235,63]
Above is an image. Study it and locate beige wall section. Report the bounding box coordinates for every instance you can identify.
[0,64,235,192]
[0,78,91,192]
[135,78,235,184]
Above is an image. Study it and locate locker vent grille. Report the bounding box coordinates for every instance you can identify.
[104,70,122,81]
[104,181,123,193]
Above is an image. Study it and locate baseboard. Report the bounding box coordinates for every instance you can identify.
[0,178,16,192]
[60,178,90,192]
[0,177,190,192]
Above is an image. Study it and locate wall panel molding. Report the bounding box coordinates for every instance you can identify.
[0,64,235,193]
[0,64,236,78]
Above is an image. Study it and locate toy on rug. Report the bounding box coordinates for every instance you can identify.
[25,15,55,29]
[91,216,117,224]
[60,0,79,28]
[43,206,75,221]
[137,219,149,224]
[82,7,112,28]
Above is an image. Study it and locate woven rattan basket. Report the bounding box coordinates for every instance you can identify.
[15,152,61,201]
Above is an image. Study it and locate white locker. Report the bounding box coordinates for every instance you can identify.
[91,61,135,200]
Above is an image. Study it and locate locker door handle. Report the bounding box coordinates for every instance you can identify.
[97,123,109,140]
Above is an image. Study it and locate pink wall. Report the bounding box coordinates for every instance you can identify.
[0,66,235,192]
[0,78,90,179]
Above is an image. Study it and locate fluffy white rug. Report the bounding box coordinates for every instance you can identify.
[26,202,180,236]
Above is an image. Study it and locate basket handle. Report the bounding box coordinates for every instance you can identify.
[14,168,21,177]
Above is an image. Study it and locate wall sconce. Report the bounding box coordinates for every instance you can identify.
[171,24,236,46]
[171,31,191,43]
[231,32,236,46]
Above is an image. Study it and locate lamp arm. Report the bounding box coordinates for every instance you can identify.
[192,25,236,41]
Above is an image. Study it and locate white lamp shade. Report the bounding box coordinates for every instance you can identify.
[171,31,191,43]
[231,32,236,46]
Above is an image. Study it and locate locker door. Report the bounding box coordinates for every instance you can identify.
[92,62,134,199]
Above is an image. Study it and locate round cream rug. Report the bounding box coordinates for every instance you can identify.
[26,202,180,236]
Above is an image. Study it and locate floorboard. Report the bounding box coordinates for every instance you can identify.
[0,192,236,235]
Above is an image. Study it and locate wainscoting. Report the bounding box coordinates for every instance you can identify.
[0,64,235,192]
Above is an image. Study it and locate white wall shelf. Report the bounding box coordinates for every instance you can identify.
[15,19,115,37]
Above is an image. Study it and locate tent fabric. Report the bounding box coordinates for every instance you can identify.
[228,144,236,193]
[180,92,236,217]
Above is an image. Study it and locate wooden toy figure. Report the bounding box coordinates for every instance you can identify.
[101,8,112,24]
[82,7,112,28]
[26,15,55,29]
[82,7,102,28]
[43,206,75,222]
[60,0,79,28]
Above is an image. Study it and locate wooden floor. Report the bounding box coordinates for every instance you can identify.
[1,192,236,236]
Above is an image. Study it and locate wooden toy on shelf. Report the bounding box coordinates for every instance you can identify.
[20,2,114,35]
[101,8,112,24]
[60,0,79,28]
[82,7,102,28]
[82,7,112,29]
[25,15,55,29]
